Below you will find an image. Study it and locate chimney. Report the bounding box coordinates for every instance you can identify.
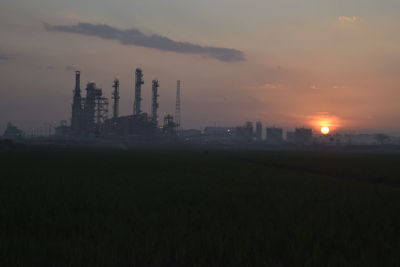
[75,71,81,93]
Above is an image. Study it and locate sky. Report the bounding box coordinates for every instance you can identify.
[1,0,400,134]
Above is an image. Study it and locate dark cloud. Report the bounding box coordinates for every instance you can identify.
[0,55,16,61]
[44,22,245,62]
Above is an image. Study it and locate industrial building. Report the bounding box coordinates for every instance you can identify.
[203,126,236,144]
[255,122,263,141]
[235,122,254,143]
[287,128,313,145]
[3,68,399,148]
[266,127,283,144]
[56,69,179,141]
[48,69,323,146]
[3,123,24,140]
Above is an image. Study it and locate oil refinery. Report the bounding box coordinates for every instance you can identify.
[55,69,179,142]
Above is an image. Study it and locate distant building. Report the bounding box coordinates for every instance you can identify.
[204,127,235,144]
[314,133,343,146]
[294,128,313,145]
[255,122,263,141]
[343,134,380,146]
[286,131,295,143]
[314,133,394,146]
[179,129,203,144]
[235,122,254,143]
[374,134,391,145]
[162,114,177,136]
[3,123,24,140]
[55,121,70,137]
[246,121,254,134]
[266,127,283,144]
[390,136,400,145]
[204,127,235,136]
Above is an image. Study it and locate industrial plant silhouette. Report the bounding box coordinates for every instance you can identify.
[58,69,178,140]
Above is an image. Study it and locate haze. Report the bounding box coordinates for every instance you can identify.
[1,0,400,134]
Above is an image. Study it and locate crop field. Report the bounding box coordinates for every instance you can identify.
[1,145,400,266]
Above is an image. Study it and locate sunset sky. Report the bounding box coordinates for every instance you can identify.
[1,0,400,134]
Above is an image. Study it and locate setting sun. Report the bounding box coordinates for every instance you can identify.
[321,126,330,135]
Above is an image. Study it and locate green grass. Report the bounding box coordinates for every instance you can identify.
[1,147,400,266]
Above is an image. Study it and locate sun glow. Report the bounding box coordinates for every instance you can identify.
[321,126,330,135]
[309,113,341,134]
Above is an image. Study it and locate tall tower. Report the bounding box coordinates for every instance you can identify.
[83,82,97,134]
[175,80,181,128]
[112,79,120,119]
[71,71,82,133]
[151,80,160,125]
[134,68,144,116]
[255,121,263,140]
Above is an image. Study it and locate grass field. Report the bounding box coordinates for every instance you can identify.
[1,146,400,266]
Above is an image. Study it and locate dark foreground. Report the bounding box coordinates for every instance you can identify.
[1,145,400,266]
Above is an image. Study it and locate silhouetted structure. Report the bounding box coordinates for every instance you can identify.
[204,126,235,144]
[134,68,144,116]
[287,131,295,143]
[163,114,177,136]
[294,128,313,145]
[255,121,263,141]
[60,69,178,140]
[235,122,254,143]
[112,79,120,119]
[82,82,108,136]
[375,133,391,145]
[55,121,69,137]
[152,80,159,125]
[175,80,181,129]
[266,127,283,144]
[71,71,82,135]
[180,129,203,143]
[3,123,24,139]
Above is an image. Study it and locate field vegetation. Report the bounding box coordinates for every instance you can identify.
[1,146,400,266]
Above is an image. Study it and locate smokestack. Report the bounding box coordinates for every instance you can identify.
[75,71,81,93]
[71,70,83,134]
[134,68,144,116]
[151,80,159,125]
[175,80,181,129]
[112,79,120,119]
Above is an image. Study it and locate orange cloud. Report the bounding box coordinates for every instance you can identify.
[338,16,358,22]
[245,83,284,90]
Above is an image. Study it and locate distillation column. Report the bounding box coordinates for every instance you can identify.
[112,79,120,119]
[151,80,160,125]
[175,80,181,128]
[134,68,144,116]
[71,70,82,133]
